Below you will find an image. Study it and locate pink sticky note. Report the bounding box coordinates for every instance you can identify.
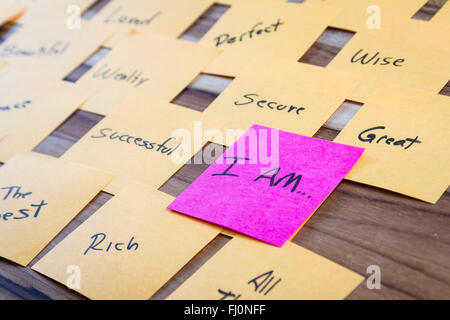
[168,125,364,247]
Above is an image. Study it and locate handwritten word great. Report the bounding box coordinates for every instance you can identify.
[84,233,139,255]
[92,64,150,88]
[350,49,405,67]
[103,6,161,26]
[91,128,182,155]
[234,93,305,115]
[0,100,31,112]
[0,42,70,58]
[358,126,421,150]
[214,19,284,47]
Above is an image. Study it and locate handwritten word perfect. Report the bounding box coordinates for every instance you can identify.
[214,19,284,47]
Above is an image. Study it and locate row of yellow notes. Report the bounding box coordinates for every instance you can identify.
[30,181,363,300]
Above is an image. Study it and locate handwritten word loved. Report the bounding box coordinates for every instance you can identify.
[0,42,70,58]
[84,233,139,255]
[214,19,284,47]
[92,64,150,88]
[234,93,305,116]
[0,100,31,112]
[91,128,182,155]
[212,157,312,198]
[358,126,421,150]
[104,6,161,26]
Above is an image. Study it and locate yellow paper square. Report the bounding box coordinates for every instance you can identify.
[0,71,92,162]
[167,235,363,300]
[0,1,25,26]
[199,2,340,77]
[0,20,113,79]
[0,152,114,266]
[32,182,220,300]
[76,33,219,115]
[204,59,362,144]
[63,96,219,194]
[335,85,450,204]
[327,18,450,103]
[306,0,427,31]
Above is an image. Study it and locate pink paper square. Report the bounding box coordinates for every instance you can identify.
[168,125,364,247]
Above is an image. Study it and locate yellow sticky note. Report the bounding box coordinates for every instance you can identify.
[327,18,450,103]
[0,152,113,266]
[335,85,450,204]
[0,71,92,162]
[0,20,113,79]
[433,2,450,25]
[63,96,217,194]
[91,0,214,38]
[306,0,427,31]
[32,182,220,300]
[204,59,362,144]
[17,0,96,25]
[167,235,363,300]
[76,33,219,115]
[0,1,25,26]
[199,2,340,77]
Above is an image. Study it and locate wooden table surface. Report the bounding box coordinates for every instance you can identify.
[0,0,449,300]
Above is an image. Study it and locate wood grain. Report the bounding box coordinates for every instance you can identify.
[0,0,449,300]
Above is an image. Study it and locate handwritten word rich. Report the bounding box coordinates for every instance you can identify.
[350,49,405,67]
[1,186,33,201]
[0,200,48,221]
[214,19,284,47]
[83,233,139,255]
[91,128,182,155]
[234,93,305,115]
[0,100,31,112]
[103,6,161,26]
[358,126,421,150]
[92,64,150,88]
[212,157,311,197]
[0,42,70,58]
